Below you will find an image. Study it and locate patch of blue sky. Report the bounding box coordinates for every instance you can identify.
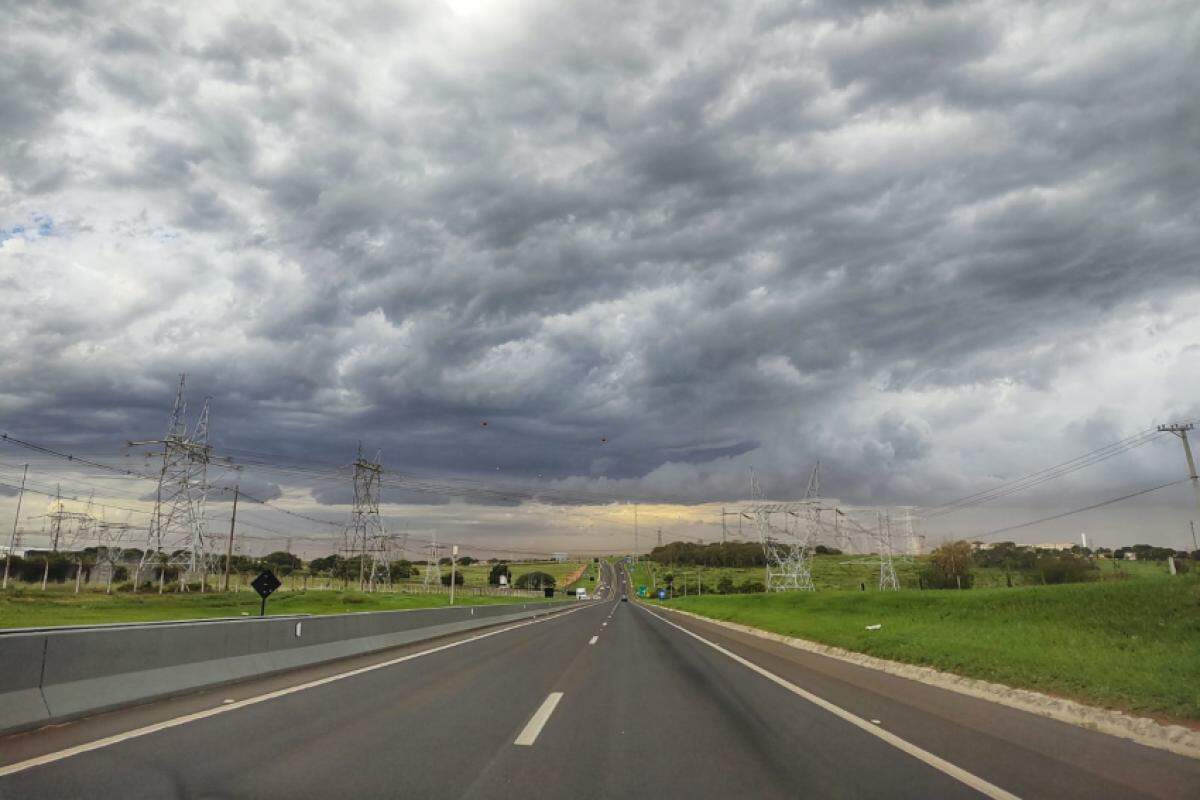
[1,215,55,244]
[32,214,54,237]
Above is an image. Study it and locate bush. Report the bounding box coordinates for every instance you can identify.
[922,567,974,589]
[441,572,464,586]
[1038,555,1097,584]
[737,580,766,594]
[716,576,735,594]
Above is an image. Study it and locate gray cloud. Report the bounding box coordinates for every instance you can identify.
[1,0,1199,550]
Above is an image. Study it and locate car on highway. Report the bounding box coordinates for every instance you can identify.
[621,594,628,602]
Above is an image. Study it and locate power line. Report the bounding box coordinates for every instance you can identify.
[973,479,1188,540]
[924,429,1166,518]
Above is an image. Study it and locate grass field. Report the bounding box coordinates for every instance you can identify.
[649,575,1200,721]
[0,585,554,629]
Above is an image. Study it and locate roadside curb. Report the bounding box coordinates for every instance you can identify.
[652,604,1200,760]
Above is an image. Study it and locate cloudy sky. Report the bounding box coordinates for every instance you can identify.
[2,0,1198,556]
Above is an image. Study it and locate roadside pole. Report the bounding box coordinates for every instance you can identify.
[1158,423,1200,536]
[223,485,239,592]
[2,464,28,590]
[449,545,458,606]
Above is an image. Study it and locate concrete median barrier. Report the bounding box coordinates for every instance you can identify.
[0,601,573,735]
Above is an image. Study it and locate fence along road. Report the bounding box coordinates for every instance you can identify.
[0,561,1197,799]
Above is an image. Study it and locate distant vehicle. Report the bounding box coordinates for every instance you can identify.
[575,588,588,599]
[621,595,628,602]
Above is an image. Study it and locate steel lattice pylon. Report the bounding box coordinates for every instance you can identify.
[345,447,387,591]
[131,375,215,590]
[836,507,914,591]
[748,469,819,591]
[423,535,442,587]
[742,465,923,592]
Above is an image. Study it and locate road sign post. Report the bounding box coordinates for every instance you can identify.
[251,570,281,617]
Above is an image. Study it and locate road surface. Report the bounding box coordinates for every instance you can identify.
[0,561,1196,799]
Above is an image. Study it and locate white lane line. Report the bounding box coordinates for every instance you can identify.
[514,692,564,746]
[0,605,591,779]
[639,607,1020,800]
[589,635,599,645]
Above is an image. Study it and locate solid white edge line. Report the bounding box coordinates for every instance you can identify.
[513,692,564,746]
[588,635,598,645]
[638,606,1021,800]
[0,605,590,779]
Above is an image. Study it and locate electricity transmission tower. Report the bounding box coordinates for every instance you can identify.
[130,375,215,589]
[837,507,904,590]
[878,512,899,591]
[37,486,93,590]
[423,535,442,587]
[345,446,386,591]
[95,516,136,594]
[747,468,819,591]
[895,507,925,556]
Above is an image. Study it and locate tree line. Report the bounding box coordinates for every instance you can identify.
[646,540,841,567]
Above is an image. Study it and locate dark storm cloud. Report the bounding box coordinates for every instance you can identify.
[1,0,1198,529]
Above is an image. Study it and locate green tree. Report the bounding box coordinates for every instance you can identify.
[513,571,555,590]
[309,554,342,575]
[263,551,303,575]
[488,562,512,585]
[924,540,975,589]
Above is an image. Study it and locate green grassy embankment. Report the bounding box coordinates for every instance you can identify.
[0,586,546,629]
[652,576,1200,721]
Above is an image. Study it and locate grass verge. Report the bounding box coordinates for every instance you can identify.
[0,586,549,629]
[654,576,1200,721]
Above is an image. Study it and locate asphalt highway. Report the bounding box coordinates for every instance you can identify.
[0,561,1197,799]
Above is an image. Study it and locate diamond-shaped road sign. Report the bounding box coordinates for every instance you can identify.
[251,570,282,599]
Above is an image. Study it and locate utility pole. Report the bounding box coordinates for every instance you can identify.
[633,503,638,563]
[223,486,239,592]
[3,464,28,590]
[449,545,458,605]
[1191,520,1198,553]
[656,528,662,548]
[1158,423,1200,532]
